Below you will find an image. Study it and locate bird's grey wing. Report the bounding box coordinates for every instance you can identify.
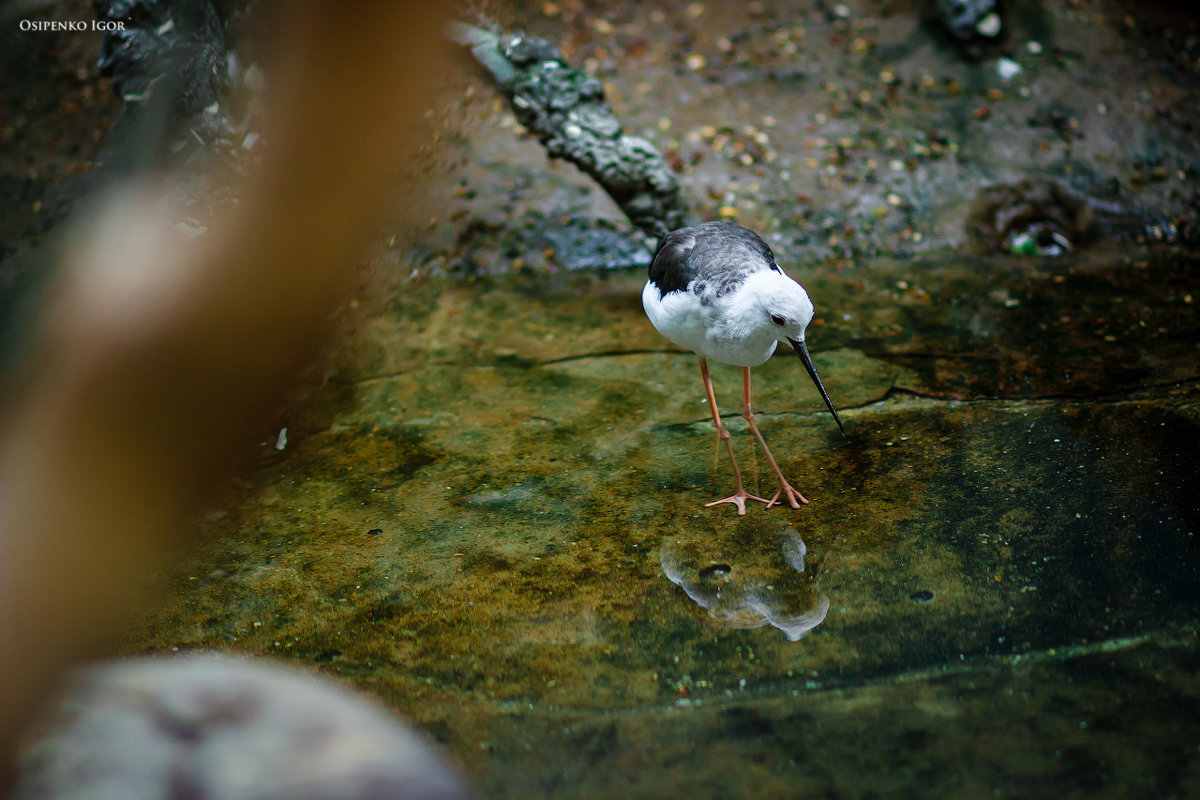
[703,222,781,277]
[687,223,782,299]
[648,229,698,295]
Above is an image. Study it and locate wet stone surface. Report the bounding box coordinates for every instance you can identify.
[131,254,1200,796]
[75,0,1200,797]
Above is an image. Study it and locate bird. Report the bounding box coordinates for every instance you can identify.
[642,220,845,515]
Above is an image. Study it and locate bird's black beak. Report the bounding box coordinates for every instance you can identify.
[789,338,846,437]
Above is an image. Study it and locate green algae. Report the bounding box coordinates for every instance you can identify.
[110,0,1200,794]
[126,250,1200,796]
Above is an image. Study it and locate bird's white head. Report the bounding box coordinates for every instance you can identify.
[736,268,846,436]
[762,272,816,345]
[728,269,815,345]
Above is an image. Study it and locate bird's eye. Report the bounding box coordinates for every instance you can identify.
[770,313,786,326]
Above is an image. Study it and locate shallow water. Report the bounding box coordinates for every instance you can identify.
[128,244,1200,796]
[28,0,1192,795]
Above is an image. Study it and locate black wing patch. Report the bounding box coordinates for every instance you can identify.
[648,229,697,295]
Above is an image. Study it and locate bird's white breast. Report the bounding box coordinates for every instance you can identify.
[643,279,780,367]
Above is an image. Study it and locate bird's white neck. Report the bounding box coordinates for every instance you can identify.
[703,270,812,366]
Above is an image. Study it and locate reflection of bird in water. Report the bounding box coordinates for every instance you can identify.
[660,530,829,641]
[642,221,844,514]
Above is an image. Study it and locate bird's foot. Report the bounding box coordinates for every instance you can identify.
[765,481,809,509]
[705,490,772,516]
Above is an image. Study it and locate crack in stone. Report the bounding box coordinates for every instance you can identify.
[330,351,1200,410]
[884,376,1200,405]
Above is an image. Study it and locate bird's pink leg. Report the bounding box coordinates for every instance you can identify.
[740,366,809,509]
[698,358,770,515]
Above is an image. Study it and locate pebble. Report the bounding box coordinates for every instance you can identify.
[996,57,1023,81]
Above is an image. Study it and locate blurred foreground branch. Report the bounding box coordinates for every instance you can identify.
[0,0,449,781]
